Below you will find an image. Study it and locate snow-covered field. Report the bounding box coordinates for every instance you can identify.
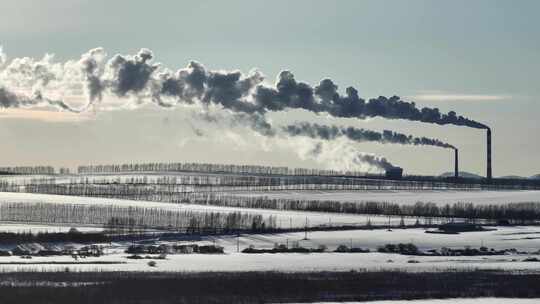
[0,250,539,273]
[0,192,421,228]
[234,190,540,205]
[0,227,538,273]
[221,226,540,252]
[0,223,103,233]
[0,189,539,275]
[1,225,538,252]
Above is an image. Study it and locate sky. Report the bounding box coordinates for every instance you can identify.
[0,0,539,177]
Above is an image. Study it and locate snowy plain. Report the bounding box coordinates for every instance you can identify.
[218,227,540,252]
[0,227,538,273]
[234,189,540,205]
[0,188,539,274]
[1,226,539,252]
[0,250,539,273]
[3,189,540,230]
[0,192,421,228]
[0,223,103,233]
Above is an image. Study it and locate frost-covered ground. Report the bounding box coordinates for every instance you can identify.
[0,192,422,228]
[0,223,103,233]
[234,190,540,205]
[216,226,540,252]
[0,189,539,274]
[2,226,538,252]
[0,250,539,273]
[0,227,538,273]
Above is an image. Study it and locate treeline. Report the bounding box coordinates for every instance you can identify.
[0,271,539,304]
[2,161,539,190]
[3,169,538,192]
[75,161,540,189]
[191,195,540,224]
[0,202,277,232]
[77,161,367,177]
[5,179,540,223]
[0,231,109,244]
[0,175,487,198]
[0,166,55,175]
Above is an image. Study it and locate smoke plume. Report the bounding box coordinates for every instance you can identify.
[0,87,78,112]
[305,141,397,172]
[285,122,456,150]
[254,75,488,129]
[1,46,482,173]
[0,46,489,130]
[354,153,396,171]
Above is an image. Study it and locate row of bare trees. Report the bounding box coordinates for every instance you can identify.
[188,194,540,224]
[0,174,484,193]
[73,161,540,189]
[0,166,55,175]
[0,202,277,232]
[3,178,539,223]
[77,162,366,177]
[2,161,538,190]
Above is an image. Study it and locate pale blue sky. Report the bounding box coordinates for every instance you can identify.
[1,0,539,176]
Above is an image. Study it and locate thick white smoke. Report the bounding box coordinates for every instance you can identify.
[0,46,489,129]
[184,110,395,173]
[4,46,481,172]
[0,46,90,111]
[291,137,395,173]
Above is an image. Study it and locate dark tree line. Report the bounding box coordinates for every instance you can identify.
[0,174,497,195]
[0,166,55,175]
[4,181,540,223]
[0,202,277,232]
[0,231,109,244]
[2,161,539,190]
[75,161,540,189]
[188,194,540,224]
[77,162,366,177]
[2,176,540,223]
[3,170,538,196]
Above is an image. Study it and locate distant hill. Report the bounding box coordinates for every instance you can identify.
[440,171,483,179]
[441,172,540,180]
[499,175,527,179]
[499,174,540,180]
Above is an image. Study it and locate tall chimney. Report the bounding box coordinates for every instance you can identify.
[487,128,492,180]
[454,148,459,179]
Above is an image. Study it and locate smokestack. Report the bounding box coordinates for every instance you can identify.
[487,128,492,180]
[454,148,459,179]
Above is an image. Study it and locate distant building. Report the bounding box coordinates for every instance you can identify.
[438,222,483,233]
[385,167,403,179]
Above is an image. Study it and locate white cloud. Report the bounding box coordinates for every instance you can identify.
[408,92,509,102]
